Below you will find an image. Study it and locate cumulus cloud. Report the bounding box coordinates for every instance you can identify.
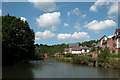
[20,17,27,22]
[90,1,118,16]
[85,20,116,33]
[0,9,1,16]
[28,0,56,12]
[57,32,90,41]
[35,30,56,41]
[67,8,80,16]
[90,0,109,12]
[108,3,118,15]
[64,23,70,27]
[36,12,61,30]
[67,8,87,18]
[35,37,40,41]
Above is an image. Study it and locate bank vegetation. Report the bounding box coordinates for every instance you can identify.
[56,49,120,69]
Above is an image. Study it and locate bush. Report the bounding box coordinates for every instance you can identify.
[98,49,110,59]
[64,53,78,57]
[109,54,120,58]
[34,54,44,60]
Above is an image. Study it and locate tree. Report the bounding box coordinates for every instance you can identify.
[2,14,35,65]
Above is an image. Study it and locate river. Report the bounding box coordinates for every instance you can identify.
[2,59,120,78]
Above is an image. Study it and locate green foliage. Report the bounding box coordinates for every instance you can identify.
[34,54,44,60]
[98,49,110,59]
[91,47,96,52]
[2,14,35,65]
[80,40,98,48]
[64,53,78,57]
[35,43,68,55]
[97,49,111,67]
[109,54,120,58]
[72,55,96,66]
[34,40,98,56]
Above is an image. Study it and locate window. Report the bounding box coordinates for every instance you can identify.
[85,49,87,52]
[119,38,120,41]
[118,32,120,35]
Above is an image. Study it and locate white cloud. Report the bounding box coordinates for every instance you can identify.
[28,0,56,12]
[74,23,81,30]
[64,23,70,27]
[20,17,27,22]
[90,0,109,12]
[90,1,118,15]
[107,3,118,15]
[58,33,71,40]
[0,10,1,16]
[67,8,87,18]
[57,32,90,41]
[35,30,56,41]
[85,20,116,33]
[35,37,40,41]
[108,35,114,38]
[67,8,80,16]
[50,26,56,31]
[36,12,61,28]
[73,8,79,15]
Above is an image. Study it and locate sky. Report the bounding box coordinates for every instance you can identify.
[2,1,119,45]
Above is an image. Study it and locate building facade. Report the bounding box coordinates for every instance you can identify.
[64,43,90,55]
[98,29,120,54]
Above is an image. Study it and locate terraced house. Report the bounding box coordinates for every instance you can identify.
[98,29,120,54]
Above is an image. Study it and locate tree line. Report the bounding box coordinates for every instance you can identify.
[35,40,98,56]
[2,14,98,66]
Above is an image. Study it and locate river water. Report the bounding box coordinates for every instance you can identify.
[2,59,120,78]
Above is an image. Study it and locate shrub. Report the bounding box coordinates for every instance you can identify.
[98,49,110,59]
[64,53,78,57]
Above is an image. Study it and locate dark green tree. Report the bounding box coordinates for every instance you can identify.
[2,14,35,65]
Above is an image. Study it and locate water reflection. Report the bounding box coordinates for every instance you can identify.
[2,59,120,78]
[2,63,34,78]
[96,68,120,78]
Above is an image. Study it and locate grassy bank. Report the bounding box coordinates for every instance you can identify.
[55,52,120,69]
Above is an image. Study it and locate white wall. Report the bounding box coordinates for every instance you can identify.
[72,51,81,54]
[116,38,120,48]
[82,49,85,53]
[87,50,89,52]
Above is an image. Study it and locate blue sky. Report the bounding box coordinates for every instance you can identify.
[2,1,119,45]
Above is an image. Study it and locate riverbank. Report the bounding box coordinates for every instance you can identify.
[55,55,120,69]
[2,59,120,78]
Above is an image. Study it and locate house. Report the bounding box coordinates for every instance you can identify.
[64,48,72,54]
[114,29,120,53]
[98,35,108,49]
[98,29,120,54]
[107,36,116,53]
[64,43,90,55]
